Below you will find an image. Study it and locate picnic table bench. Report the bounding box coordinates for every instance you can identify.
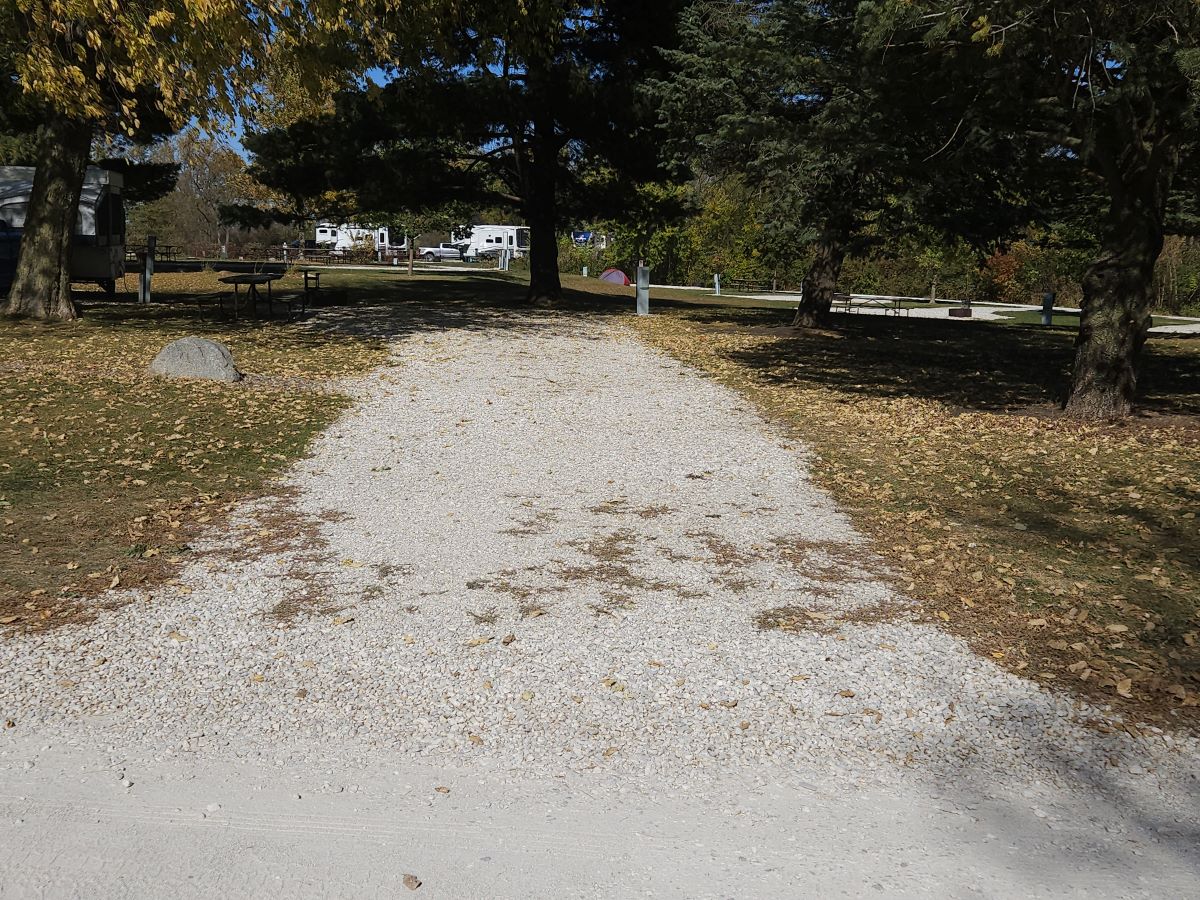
[724,278,779,294]
[298,267,321,298]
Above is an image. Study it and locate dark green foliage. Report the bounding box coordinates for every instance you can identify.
[94,160,179,205]
[654,1,1036,325]
[887,1,1200,416]
[239,2,687,302]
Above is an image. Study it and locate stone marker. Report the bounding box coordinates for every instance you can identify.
[148,337,243,382]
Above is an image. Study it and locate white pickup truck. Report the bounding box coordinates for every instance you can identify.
[418,242,463,261]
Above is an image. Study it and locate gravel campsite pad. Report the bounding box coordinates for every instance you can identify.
[1,307,1198,897]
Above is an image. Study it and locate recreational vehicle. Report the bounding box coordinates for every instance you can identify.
[0,165,126,294]
[458,225,530,261]
[313,222,408,252]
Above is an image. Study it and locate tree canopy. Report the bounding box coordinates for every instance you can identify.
[237,0,686,303]
[881,0,1200,415]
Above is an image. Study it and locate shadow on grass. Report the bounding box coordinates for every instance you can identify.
[74,272,636,347]
[654,304,1200,417]
[71,272,1200,418]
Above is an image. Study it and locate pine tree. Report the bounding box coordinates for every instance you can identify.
[244,1,686,304]
[888,1,1200,418]
[656,1,917,326]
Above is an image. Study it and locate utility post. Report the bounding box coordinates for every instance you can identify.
[137,235,156,304]
[1041,289,1056,326]
[636,262,650,316]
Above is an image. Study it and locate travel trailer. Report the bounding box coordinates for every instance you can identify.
[313,222,409,252]
[457,225,530,261]
[0,165,126,293]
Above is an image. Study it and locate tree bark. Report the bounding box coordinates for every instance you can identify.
[524,155,561,305]
[3,115,93,321]
[525,208,561,305]
[1066,227,1160,419]
[792,236,845,328]
[1065,132,1177,419]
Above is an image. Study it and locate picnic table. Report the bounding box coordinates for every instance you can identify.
[831,293,911,317]
[217,273,283,320]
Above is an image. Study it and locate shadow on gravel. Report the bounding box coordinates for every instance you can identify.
[923,682,1200,877]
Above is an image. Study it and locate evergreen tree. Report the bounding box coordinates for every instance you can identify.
[245,1,686,304]
[886,1,1200,418]
[659,2,896,325]
[657,0,1039,326]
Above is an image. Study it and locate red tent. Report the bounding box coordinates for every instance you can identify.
[599,267,630,286]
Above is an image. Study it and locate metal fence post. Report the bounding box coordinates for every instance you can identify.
[1041,290,1056,326]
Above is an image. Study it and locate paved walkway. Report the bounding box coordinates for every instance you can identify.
[733,292,1200,333]
[1,306,1197,898]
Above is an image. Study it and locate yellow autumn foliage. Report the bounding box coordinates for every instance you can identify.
[6,1,451,130]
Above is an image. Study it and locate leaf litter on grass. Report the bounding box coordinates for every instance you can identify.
[0,276,390,628]
[631,311,1200,727]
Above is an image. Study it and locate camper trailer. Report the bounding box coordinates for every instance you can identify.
[458,225,530,261]
[313,222,408,252]
[0,166,126,294]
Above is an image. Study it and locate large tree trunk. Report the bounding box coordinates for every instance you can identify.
[1065,133,1177,419]
[1066,228,1160,419]
[792,236,845,328]
[524,161,561,306]
[3,115,93,321]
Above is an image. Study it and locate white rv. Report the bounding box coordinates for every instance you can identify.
[458,225,530,261]
[0,165,126,291]
[313,222,408,252]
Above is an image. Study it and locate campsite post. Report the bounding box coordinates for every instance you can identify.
[636,263,650,316]
[1041,290,1055,326]
[137,235,156,304]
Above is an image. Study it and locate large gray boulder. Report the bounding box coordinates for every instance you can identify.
[149,337,243,382]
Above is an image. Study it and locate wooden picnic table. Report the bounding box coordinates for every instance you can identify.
[218,273,283,320]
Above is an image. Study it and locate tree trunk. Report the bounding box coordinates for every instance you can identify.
[1066,139,1176,419]
[524,168,561,305]
[1065,232,1160,419]
[3,115,93,321]
[522,122,562,306]
[792,236,845,328]
[526,203,561,305]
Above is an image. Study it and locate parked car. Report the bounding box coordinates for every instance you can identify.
[418,242,463,261]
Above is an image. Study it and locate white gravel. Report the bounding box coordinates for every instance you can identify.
[1,306,1198,896]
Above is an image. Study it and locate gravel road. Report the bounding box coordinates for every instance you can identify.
[1,305,1197,898]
